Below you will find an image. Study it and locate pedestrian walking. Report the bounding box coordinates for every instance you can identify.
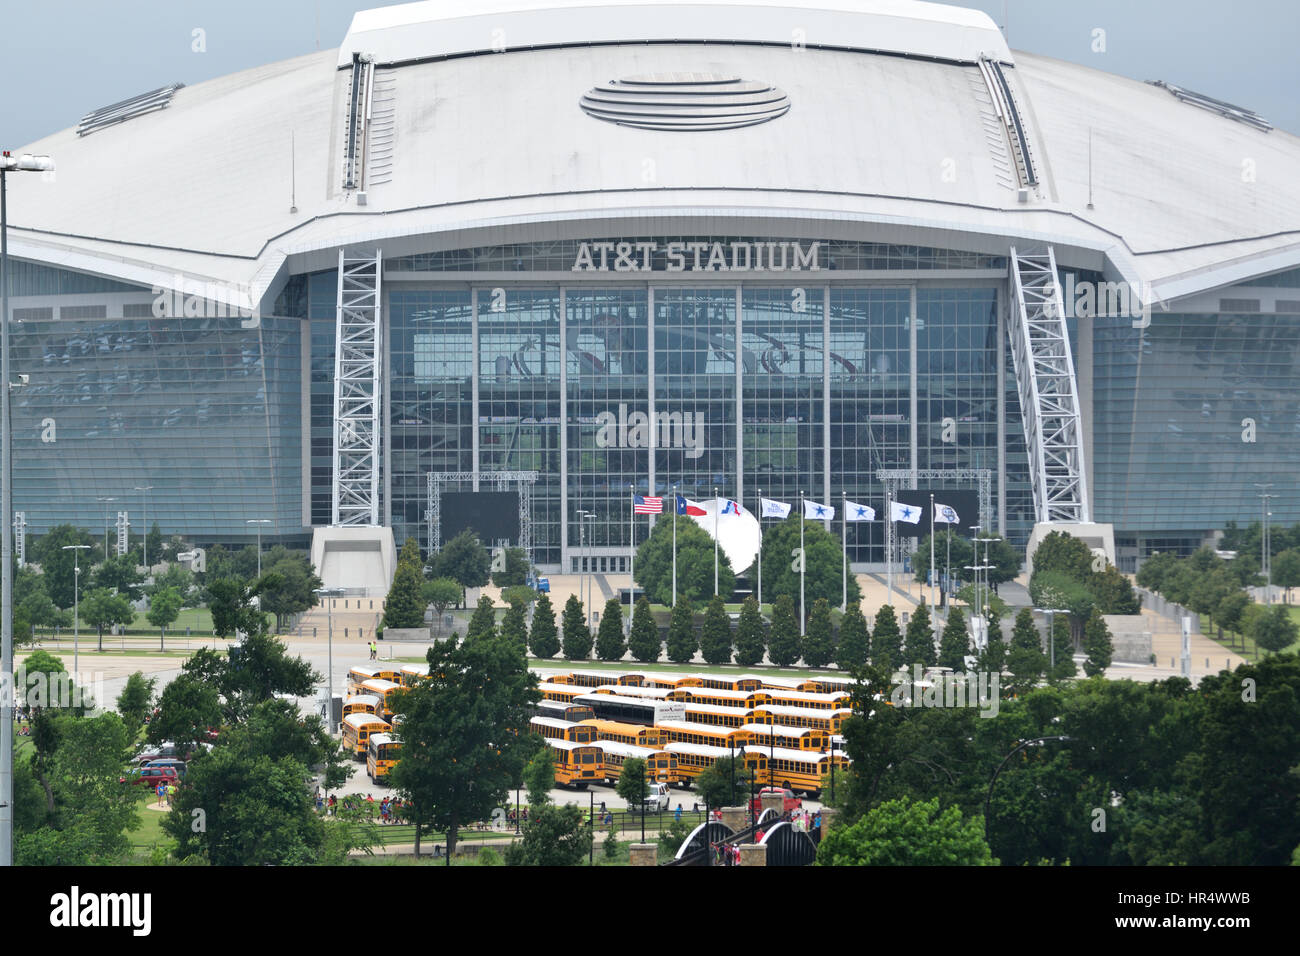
[156,781,165,807]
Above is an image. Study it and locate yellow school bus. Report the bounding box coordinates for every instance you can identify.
[746,745,851,796]
[667,687,772,709]
[664,741,767,787]
[348,664,402,695]
[689,674,764,692]
[748,705,852,734]
[398,663,431,686]
[579,719,665,748]
[366,732,402,783]
[530,716,597,743]
[567,670,646,688]
[597,740,679,786]
[762,689,852,711]
[540,684,586,704]
[658,719,752,750]
[679,702,754,729]
[547,740,603,788]
[359,678,402,721]
[342,694,382,718]
[739,723,830,751]
[342,713,391,757]
[590,684,672,700]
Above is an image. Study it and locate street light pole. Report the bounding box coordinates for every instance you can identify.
[1035,607,1069,671]
[134,485,153,570]
[1255,484,1274,604]
[2,150,55,869]
[97,496,118,561]
[62,545,91,680]
[246,519,271,578]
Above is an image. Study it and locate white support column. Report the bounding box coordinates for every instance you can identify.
[996,281,1007,537]
[559,286,569,569]
[471,288,480,493]
[822,285,831,527]
[735,285,744,505]
[331,249,383,527]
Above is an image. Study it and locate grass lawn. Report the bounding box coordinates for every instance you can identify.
[1199,606,1300,662]
[127,791,178,861]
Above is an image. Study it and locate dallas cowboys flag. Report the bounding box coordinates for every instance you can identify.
[760,498,791,519]
[845,501,876,521]
[890,501,922,524]
[933,503,960,524]
[803,499,835,521]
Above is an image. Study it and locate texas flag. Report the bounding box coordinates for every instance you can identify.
[890,501,922,524]
[675,495,707,516]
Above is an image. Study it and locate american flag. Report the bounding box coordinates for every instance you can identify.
[633,495,663,514]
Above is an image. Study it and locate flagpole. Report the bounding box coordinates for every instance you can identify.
[713,485,719,597]
[945,525,951,613]
[672,484,678,607]
[886,487,893,605]
[841,492,847,613]
[756,488,763,609]
[628,483,634,636]
[799,490,806,637]
[929,493,936,621]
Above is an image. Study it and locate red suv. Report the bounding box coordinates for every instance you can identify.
[750,787,802,815]
[121,766,180,788]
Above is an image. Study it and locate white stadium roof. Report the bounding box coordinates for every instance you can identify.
[7,0,1300,308]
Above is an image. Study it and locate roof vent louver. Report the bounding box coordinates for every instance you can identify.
[77,83,184,137]
[580,73,789,131]
[1147,81,1271,132]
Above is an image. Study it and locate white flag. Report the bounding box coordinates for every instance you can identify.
[760,498,791,519]
[803,499,835,521]
[933,503,960,524]
[845,501,876,522]
[890,501,922,524]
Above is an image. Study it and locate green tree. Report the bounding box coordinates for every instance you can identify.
[984,535,1024,586]
[759,516,861,609]
[387,631,540,857]
[910,531,973,588]
[207,577,273,640]
[1092,563,1141,614]
[505,804,593,866]
[1082,608,1113,676]
[491,546,531,588]
[115,670,156,729]
[15,712,141,865]
[500,585,538,609]
[1215,591,1251,640]
[937,607,969,671]
[870,605,902,670]
[149,562,195,605]
[147,674,222,753]
[31,524,96,609]
[523,744,555,806]
[466,595,498,642]
[767,593,802,667]
[595,599,626,661]
[1007,607,1047,693]
[696,755,754,809]
[665,599,696,664]
[422,577,461,617]
[17,650,89,716]
[1136,550,1181,592]
[257,547,323,631]
[1249,604,1298,653]
[430,529,491,596]
[146,585,183,649]
[1047,613,1077,683]
[500,601,529,651]
[903,604,935,668]
[80,587,135,652]
[836,602,870,671]
[627,596,660,663]
[633,513,735,607]
[528,592,560,659]
[803,598,834,668]
[382,539,429,630]
[1031,530,1096,580]
[816,796,995,866]
[615,756,649,807]
[561,594,592,660]
[1029,569,1095,644]
[699,594,733,665]
[92,553,146,602]
[1271,548,1300,603]
[734,595,767,667]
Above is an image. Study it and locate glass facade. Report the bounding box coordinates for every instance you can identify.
[10,305,302,542]
[1092,307,1300,555]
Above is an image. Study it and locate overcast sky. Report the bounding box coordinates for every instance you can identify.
[1,0,1296,147]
